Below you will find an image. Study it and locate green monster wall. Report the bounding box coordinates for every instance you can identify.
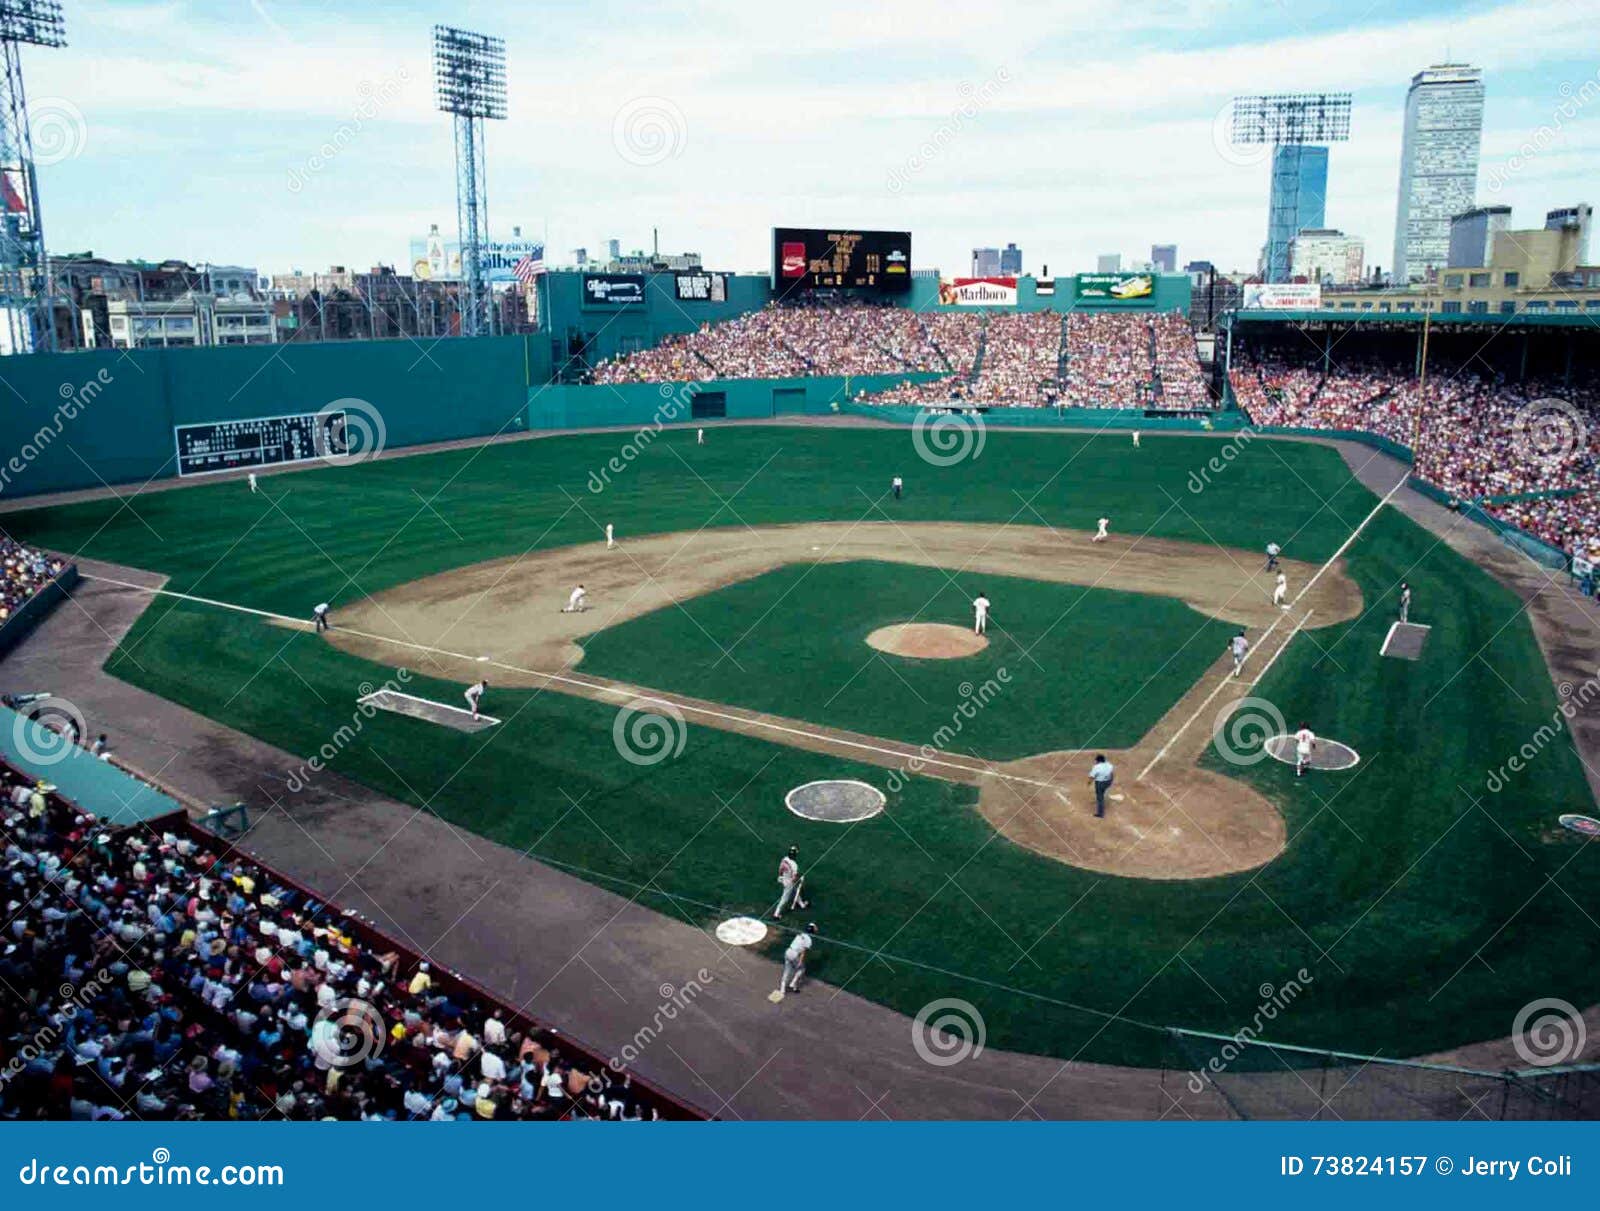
[0,335,546,498]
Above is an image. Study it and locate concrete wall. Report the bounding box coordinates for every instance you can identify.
[529,373,942,430]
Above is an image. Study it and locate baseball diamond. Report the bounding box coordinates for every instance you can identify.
[11,8,1600,1186]
[6,416,1598,1118]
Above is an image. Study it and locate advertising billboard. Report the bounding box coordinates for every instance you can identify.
[409,233,544,285]
[937,277,1018,306]
[771,227,911,292]
[1242,283,1323,309]
[674,271,729,303]
[1075,273,1155,303]
[582,273,646,308]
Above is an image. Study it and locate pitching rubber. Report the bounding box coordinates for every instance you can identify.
[1263,734,1360,771]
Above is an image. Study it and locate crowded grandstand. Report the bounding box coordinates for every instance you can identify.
[588,303,1212,410]
[0,739,682,1122]
[1227,323,1600,561]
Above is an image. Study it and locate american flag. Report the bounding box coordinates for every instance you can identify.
[513,251,545,284]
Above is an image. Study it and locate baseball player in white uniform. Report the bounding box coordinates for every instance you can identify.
[696,428,705,446]
[465,680,488,721]
[892,475,903,500]
[562,584,588,613]
[1132,431,1141,449]
[1294,723,1316,777]
[1229,630,1249,677]
[312,602,331,633]
[972,592,991,635]
[1093,517,1109,542]
[605,523,615,549]
[1398,581,1412,623]
[1273,573,1289,609]
[247,472,258,494]
[776,923,816,997]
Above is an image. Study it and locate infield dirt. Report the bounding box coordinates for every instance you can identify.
[323,521,1363,880]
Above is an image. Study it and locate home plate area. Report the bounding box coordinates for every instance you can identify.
[357,688,500,733]
[1380,621,1431,660]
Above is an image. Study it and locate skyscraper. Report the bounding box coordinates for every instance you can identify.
[971,247,1000,275]
[1265,145,1327,283]
[1097,253,1121,273]
[1393,64,1485,284]
[1150,244,1177,274]
[999,242,1023,274]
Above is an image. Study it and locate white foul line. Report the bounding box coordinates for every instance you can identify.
[1135,466,1405,781]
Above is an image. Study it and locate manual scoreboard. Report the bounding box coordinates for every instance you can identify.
[175,410,349,477]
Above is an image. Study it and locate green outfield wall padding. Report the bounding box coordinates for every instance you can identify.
[0,335,546,498]
[526,374,945,430]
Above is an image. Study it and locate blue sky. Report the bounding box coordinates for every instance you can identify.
[23,0,1600,278]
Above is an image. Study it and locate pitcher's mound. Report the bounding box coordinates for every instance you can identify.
[866,622,988,659]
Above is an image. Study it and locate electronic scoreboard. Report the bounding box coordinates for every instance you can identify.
[771,228,911,292]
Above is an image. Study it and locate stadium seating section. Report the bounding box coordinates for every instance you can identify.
[0,758,681,1121]
[590,303,1210,410]
[1229,352,1600,559]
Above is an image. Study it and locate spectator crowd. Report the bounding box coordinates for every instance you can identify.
[592,302,1211,412]
[0,767,670,1121]
[0,537,68,625]
[1231,351,1600,560]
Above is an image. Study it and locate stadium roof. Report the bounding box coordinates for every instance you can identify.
[1224,309,1599,331]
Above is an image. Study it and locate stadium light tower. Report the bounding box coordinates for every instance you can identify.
[0,1,65,355]
[1231,93,1351,285]
[433,24,505,338]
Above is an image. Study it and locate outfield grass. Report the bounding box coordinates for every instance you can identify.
[8,426,1597,1067]
[5,427,1376,615]
[579,559,1234,759]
